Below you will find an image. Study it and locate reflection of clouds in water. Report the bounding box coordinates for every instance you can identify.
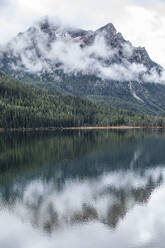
[0,167,165,248]
[112,185,165,248]
[97,166,164,190]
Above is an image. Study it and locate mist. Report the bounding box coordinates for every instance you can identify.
[3,17,164,83]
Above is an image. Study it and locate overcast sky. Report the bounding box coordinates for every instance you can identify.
[0,0,165,67]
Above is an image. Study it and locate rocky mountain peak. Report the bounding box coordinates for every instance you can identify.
[38,17,60,31]
[0,18,163,83]
[96,23,117,35]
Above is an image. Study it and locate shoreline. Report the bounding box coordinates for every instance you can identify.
[0,127,60,132]
[63,126,165,130]
[0,126,165,132]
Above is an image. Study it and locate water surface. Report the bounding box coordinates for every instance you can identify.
[0,129,165,248]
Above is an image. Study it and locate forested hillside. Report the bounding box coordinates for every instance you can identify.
[0,71,164,128]
[37,72,165,115]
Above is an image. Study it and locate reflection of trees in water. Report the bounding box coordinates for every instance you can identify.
[0,129,158,175]
[1,129,165,189]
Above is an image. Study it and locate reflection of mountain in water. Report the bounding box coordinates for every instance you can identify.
[0,129,165,233]
[1,167,163,233]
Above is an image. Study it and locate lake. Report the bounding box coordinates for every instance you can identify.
[0,129,165,248]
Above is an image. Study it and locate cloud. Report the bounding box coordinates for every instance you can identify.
[98,63,147,81]
[115,5,165,67]
[0,0,11,8]
[47,34,114,74]
[143,68,165,84]
[4,19,151,83]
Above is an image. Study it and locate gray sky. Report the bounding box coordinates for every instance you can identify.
[1,0,165,67]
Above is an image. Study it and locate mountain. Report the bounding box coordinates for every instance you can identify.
[0,17,165,115]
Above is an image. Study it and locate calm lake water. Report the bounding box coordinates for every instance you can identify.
[0,129,165,248]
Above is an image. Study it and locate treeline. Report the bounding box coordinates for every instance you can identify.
[0,71,165,128]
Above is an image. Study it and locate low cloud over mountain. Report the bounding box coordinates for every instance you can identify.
[0,17,164,83]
